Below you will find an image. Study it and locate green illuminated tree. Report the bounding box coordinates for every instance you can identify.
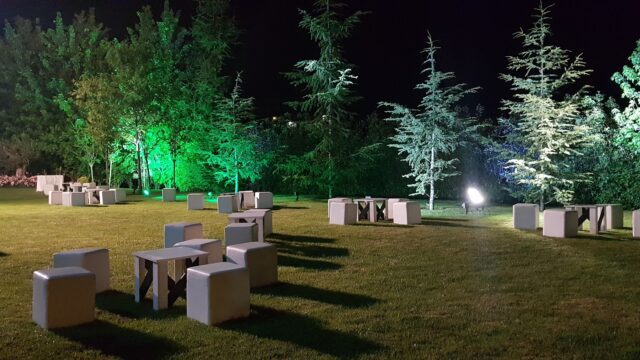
[612,38,640,155]
[500,3,593,208]
[286,0,364,198]
[380,33,479,210]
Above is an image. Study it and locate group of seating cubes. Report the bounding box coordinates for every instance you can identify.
[32,248,110,329]
[327,197,421,225]
[49,187,126,206]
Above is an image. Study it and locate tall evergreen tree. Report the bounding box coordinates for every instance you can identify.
[380,33,479,210]
[285,0,364,198]
[500,2,593,208]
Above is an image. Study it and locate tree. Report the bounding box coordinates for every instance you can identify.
[380,33,479,210]
[612,38,640,155]
[285,0,364,198]
[205,73,265,192]
[499,2,593,208]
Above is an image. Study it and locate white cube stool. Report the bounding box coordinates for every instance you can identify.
[164,222,203,248]
[53,248,110,293]
[385,198,409,220]
[42,184,58,196]
[99,190,116,205]
[224,223,258,247]
[543,209,579,238]
[227,242,278,288]
[96,185,110,191]
[239,190,255,209]
[82,182,96,189]
[32,267,95,329]
[327,198,352,218]
[329,202,357,225]
[633,210,640,238]
[513,203,540,230]
[162,188,176,202]
[111,188,127,203]
[255,192,273,209]
[186,263,250,325]
[393,201,422,225]
[246,208,273,235]
[174,239,223,264]
[49,191,63,205]
[187,193,204,210]
[71,183,83,192]
[604,204,623,229]
[217,195,237,214]
[62,192,85,206]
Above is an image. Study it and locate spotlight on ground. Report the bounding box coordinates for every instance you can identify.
[143,189,150,196]
[462,186,485,214]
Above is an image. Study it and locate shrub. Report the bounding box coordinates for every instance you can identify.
[0,175,37,187]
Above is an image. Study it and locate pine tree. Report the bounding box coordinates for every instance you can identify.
[285,0,364,198]
[500,2,592,208]
[380,33,479,210]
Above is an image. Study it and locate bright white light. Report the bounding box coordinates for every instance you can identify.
[467,187,484,205]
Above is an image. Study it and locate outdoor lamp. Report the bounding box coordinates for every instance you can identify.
[463,186,485,214]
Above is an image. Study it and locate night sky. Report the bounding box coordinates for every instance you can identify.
[2,0,640,119]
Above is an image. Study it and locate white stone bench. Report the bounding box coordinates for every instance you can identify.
[164,222,203,248]
[327,198,352,218]
[32,267,95,329]
[604,204,623,229]
[99,190,116,205]
[255,192,273,209]
[174,239,223,264]
[224,223,258,247]
[62,192,85,206]
[162,188,176,202]
[49,191,63,205]
[227,242,278,288]
[53,248,110,293]
[239,190,255,209]
[246,208,273,235]
[111,188,127,203]
[393,201,422,225]
[188,193,204,210]
[217,195,237,214]
[385,198,408,220]
[543,209,578,238]
[186,263,250,325]
[513,203,539,230]
[329,202,357,225]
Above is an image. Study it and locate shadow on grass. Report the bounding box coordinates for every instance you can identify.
[278,254,342,270]
[53,320,184,360]
[272,205,309,210]
[272,240,349,258]
[421,216,470,222]
[420,219,486,229]
[576,232,640,242]
[96,290,185,320]
[352,222,413,228]
[222,305,382,358]
[254,282,379,308]
[0,251,7,257]
[269,233,335,244]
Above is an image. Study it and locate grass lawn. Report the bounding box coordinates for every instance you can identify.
[1,188,640,359]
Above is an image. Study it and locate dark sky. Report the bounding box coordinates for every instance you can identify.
[2,0,640,119]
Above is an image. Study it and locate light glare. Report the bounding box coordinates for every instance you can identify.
[467,187,484,205]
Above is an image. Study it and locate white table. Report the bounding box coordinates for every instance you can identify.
[564,204,607,234]
[133,247,208,310]
[353,198,387,222]
[84,188,101,204]
[228,212,267,241]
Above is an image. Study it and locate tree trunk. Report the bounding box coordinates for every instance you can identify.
[428,146,435,211]
[89,163,95,183]
[172,157,177,190]
[135,131,142,195]
[108,158,113,188]
[104,152,109,187]
[143,144,151,190]
[539,192,544,211]
[234,148,239,193]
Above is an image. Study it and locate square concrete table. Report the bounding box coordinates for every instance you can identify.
[353,198,387,222]
[564,204,606,234]
[227,212,267,242]
[133,247,208,310]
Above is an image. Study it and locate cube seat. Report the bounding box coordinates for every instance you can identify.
[633,210,640,238]
[96,185,110,191]
[224,223,258,247]
[62,192,85,207]
[246,208,273,235]
[255,192,273,209]
[186,263,250,325]
[111,188,127,203]
[99,190,116,205]
[42,184,58,196]
[239,190,255,209]
[162,188,176,202]
[327,198,352,218]
[174,239,223,264]
[393,201,422,225]
[543,209,579,238]
[49,191,63,205]
[32,267,95,329]
[164,222,203,248]
[329,202,357,225]
[217,195,237,214]
[604,204,623,230]
[53,248,110,293]
[385,198,409,220]
[227,242,278,287]
[513,203,540,230]
[188,193,204,210]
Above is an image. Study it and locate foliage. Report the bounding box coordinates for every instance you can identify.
[380,33,479,210]
[499,3,593,207]
[0,175,36,187]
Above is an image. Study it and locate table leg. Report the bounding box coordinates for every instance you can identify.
[357,202,369,222]
[153,260,168,310]
[597,206,606,232]
[134,256,147,302]
[257,218,264,242]
[589,207,598,234]
[376,201,386,221]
